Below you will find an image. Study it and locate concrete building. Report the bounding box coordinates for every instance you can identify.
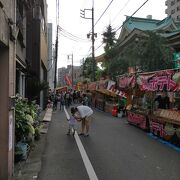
[0,0,16,179]
[47,23,54,90]
[57,65,83,88]
[68,65,83,85]
[26,0,48,109]
[58,67,67,86]
[16,0,28,98]
[165,0,180,21]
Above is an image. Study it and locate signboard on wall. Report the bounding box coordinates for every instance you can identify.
[173,52,180,69]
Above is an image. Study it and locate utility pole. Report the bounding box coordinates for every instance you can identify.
[54,25,59,91]
[67,53,73,89]
[91,5,95,81]
[80,0,97,81]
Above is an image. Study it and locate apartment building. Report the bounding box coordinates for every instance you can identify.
[58,65,83,88]
[0,0,16,179]
[47,23,54,90]
[16,0,28,98]
[58,67,67,86]
[165,0,180,21]
[26,0,48,109]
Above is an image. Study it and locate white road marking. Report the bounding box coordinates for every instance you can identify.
[64,106,70,120]
[64,106,98,180]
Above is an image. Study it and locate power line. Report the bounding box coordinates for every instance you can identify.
[115,0,149,32]
[59,30,89,42]
[94,0,114,28]
[111,0,132,23]
[58,26,89,42]
[93,0,149,53]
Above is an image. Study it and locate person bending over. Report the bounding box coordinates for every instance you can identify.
[73,105,93,137]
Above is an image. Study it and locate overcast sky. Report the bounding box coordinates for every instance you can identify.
[47,0,166,68]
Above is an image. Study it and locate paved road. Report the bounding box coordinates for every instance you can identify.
[39,107,180,180]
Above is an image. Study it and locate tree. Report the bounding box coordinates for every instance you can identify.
[102,24,117,76]
[110,31,174,76]
[81,57,94,81]
[139,31,173,71]
[102,24,117,52]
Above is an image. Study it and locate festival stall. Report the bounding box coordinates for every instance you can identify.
[86,79,121,113]
[138,69,180,144]
[118,73,151,130]
[56,86,68,93]
[94,79,109,111]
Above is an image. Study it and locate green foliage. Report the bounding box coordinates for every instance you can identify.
[102,24,118,77]
[139,31,173,71]
[102,24,117,52]
[82,57,97,81]
[30,80,49,99]
[15,95,40,142]
[105,31,174,78]
[119,31,174,73]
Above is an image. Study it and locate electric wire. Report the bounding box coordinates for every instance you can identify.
[59,30,85,42]
[111,0,132,23]
[58,26,89,42]
[94,0,114,28]
[115,0,149,32]
[93,0,149,53]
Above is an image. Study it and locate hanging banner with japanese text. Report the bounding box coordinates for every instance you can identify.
[137,70,177,91]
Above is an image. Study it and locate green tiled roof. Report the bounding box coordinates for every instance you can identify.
[124,16,180,31]
[160,31,180,38]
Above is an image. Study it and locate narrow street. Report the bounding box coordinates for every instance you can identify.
[39,107,180,180]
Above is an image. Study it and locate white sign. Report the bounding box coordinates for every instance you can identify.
[9,112,13,151]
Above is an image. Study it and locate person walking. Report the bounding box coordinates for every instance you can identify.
[73,105,93,137]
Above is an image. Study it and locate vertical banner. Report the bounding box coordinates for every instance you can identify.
[64,75,72,86]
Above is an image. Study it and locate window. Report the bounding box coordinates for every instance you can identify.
[171,9,175,14]
[177,15,180,20]
[16,70,25,97]
[171,0,175,6]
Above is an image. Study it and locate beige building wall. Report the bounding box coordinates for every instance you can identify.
[41,30,48,69]
[0,0,16,179]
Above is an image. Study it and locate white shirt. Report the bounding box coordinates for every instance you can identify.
[76,105,93,118]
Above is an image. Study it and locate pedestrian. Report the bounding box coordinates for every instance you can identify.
[82,94,89,106]
[66,107,77,136]
[73,105,93,137]
[58,93,64,111]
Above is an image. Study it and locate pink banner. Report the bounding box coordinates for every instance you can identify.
[138,70,177,91]
[119,76,135,89]
[88,82,97,90]
[127,112,148,130]
[64,75,72,86]
[97,80,108,90]
[149,119,167,138]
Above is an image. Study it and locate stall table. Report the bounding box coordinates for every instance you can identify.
[127,109,149,130]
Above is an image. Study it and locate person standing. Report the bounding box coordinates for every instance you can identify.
[66,108,77,136]
[73,105,93,137]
